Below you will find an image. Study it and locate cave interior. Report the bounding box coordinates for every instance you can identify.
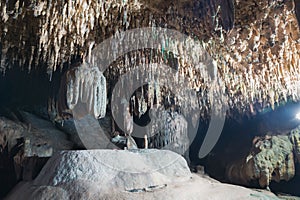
[1,0,300,199]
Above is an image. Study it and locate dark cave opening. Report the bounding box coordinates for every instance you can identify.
[193,102,300,197]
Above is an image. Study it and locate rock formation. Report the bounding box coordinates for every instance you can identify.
[0,112,74,196]
[5,149,280,200]
[145,107,189,156]
[226,125,300,188]
[0,0,299,116]
[0,111,73,160]
[57,62,107,120]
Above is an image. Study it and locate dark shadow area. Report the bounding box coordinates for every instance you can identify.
[191,101,300,197]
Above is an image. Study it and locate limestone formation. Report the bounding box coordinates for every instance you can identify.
[290,125,300,164]
[0,112,74,182]
[146,108,189,156]
[0,0,300,117]
[57,62,107,120]
[2,0,300,198]
[0,117,24,155]
[226,126,300,188]
[6,149,280,200]
[250,136,294,187]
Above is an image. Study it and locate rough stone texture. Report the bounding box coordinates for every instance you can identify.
[226,126,300,188]
[19,111,74,154]
[290,125,300,164]
[290,125,300,176]
[6,149,280,200]
[0,113,74,182]
[57,63,107,120]
[146,108,189,156]
[252,136,294,187]
[1,0,300,116]
[0,0,225,73]
[34,149,191,189]
[0,117,24,155]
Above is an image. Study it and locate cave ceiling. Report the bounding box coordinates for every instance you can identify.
[0,0,300,115]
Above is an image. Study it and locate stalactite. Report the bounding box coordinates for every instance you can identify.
[61,63,107,119]
[156,110,189,156]
[0,0,300,119]
[0,0,142,74]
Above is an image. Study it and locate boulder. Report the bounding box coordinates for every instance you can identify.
[6,149,281,200]
[34,149,191,190]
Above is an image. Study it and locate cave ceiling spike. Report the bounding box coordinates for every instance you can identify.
[294,0,300,26]
[0,0,300,115]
